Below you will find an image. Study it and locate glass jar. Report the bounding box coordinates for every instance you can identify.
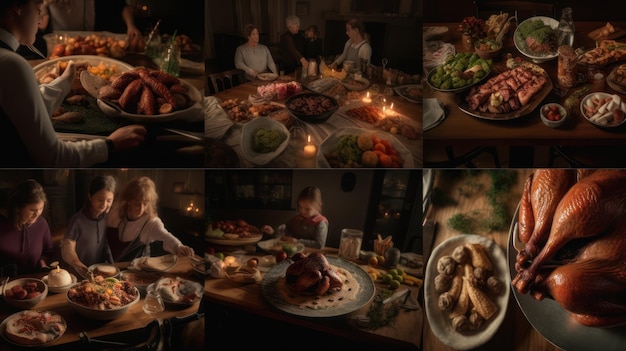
[557,7,575,47]
[557,45,577,88]
[159,42,181,77]
[338,228,363,260]
[142,291,164,315]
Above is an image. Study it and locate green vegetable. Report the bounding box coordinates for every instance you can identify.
[252,128,283,153]
[336,134,362,164]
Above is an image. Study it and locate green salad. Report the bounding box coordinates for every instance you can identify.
[428,52,492,90]
[252,128,283,153]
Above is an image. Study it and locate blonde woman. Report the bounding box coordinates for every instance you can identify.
[106,176,194,262]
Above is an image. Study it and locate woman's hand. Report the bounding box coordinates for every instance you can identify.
[107,125,147,152]
[281,236,299,244]
[300,57,309,68]
[177,245,195,257]
[72,262,89,278]
[60,60,76,82]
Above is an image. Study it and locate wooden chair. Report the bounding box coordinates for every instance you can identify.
[206,69,246,95]
[474,0,558,21]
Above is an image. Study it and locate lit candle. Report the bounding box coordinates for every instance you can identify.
[303,135,317,158]
[362,91,371,104]
[385,102,395,116]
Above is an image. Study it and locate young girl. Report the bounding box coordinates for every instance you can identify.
[106,176,194,262]
[282,186,328,249]
[0,179,53,275]
[62,175,116,277]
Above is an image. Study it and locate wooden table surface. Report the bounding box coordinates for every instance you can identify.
[0,256,203,350]
[423,21,626,165]
[203,247,422,350]
[421,169,567,351]
[209,75,423,168]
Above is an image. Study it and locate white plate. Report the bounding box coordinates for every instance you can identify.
[147,277,203,308]
[514,16,559,63]
[257,239,305,255]
[316,127,415,168]
[305,77,341,93]
[342,77,370,91]
[0,310,66,347]
[86,264,120,279]
[394,84,422,104]
[32,55,134,84]
[97,78,203,123]
[507,207,626,351]
[261,256,375,318]
[579,92,626,128]
[42,273,78,294]
[258,73,278,81]
[206,236,263,246]
[241,116,290,165]
[423,98,445,131]
[424,234,510,350]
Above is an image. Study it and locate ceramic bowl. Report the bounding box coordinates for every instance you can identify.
[474,38,503,59]
[67,283,140,320]
[540,103,567,128]
[2,278,48,309]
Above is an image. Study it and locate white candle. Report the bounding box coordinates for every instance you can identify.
[385,102,395,116]
[303,135,316,158]
[362,91,371,103]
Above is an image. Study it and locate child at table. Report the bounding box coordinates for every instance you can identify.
[62,175,116,277]
[281,186,328,249]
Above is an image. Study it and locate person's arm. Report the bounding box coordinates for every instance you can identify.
[234,46,257,78]
[358,42,372,63]
[331,40,350,68]
[284,33,308,67]
[142,217,194,256]
[61,238,88,276]
[294,220,327,249]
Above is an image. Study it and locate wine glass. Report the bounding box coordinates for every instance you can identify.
[142,291,165,315]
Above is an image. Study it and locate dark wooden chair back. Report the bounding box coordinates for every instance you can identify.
[474,0,558,21]
[206,69,246,95]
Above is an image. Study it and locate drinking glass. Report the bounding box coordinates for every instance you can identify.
[142,291,165,315]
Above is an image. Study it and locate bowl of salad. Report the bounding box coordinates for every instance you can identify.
[514,16,559,63]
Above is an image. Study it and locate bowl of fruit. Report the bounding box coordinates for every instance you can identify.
[540,103,567,128]
[474,38,503,60]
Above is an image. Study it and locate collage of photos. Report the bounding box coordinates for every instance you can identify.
[0,1,425,351]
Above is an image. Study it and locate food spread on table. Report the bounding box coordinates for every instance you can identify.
[67,276,138,310]
[3,310,66,345]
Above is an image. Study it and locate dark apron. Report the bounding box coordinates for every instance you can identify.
[106,219,149,262]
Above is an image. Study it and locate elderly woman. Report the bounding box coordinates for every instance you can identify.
[280,15,308,74]
[0,0,146,167]
[331,18,372,72]
[0,179,54,275]
[235,23,278,81]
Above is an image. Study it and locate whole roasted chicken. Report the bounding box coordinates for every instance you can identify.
[285,252,343,296]
[512,169,626,327]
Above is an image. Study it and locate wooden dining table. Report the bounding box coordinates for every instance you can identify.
[28,52,207,168]
[0,256,203,351]
[422,169,587,351]
[202,247,422,350]
[207,74,422,168]
[423,21,626,167]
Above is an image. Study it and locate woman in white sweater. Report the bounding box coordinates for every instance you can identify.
[106,176,194,262]
[235,23,278,80]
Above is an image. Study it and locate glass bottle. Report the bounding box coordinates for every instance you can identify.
[159,41,181,77]
[557,7,575,47]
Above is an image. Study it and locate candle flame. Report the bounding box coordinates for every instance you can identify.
[307,134,311,143]
[390,102,394,109]
[366,91,370,98]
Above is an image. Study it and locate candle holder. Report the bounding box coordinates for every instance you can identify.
[303,135,317,159]
[362,91,372,104]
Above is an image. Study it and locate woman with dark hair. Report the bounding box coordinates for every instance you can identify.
[331,18,372,72]
[235,23,278,80]
[0,179,53,275]
[62,175,116,277]
[106,176,194,262]
[304,24,323,62]
[0,0,146,167]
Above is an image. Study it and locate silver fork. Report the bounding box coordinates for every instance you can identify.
[26,44,47,59]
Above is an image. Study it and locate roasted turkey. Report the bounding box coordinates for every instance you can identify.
[512,169,626,327]
[285,252,343,295]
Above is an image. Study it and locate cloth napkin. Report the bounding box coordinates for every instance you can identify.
[204,96,234,138]
[423,98,445,131]
[128,254,178,272]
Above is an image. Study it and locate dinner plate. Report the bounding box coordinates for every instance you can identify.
[96,78,203,123]
[86,264,120,279]
[514,16,559,63]
[579,92,626,128]
[241,116,290,165]
[257,73,279,81]
[458,69,553,121]
[424,234,510,350]
[342,77,370,91]
[507,206,626,351]
[423,98,445,131]
[261,256,375,318]
[42,273,78,294]
[257,239,305,255]
[0,310,66,347]
[147,277,203,309]
[394,84,422,104]
[205,235,263,246]
[316,127,415,168]
[305,77,341,93]
[32,55,134,84]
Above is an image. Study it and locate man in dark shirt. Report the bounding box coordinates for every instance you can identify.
[280,15,308,74]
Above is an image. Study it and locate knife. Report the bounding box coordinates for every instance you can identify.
[161,128,204,142]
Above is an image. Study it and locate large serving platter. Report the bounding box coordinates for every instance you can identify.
[205,236,263,246]
[261,256,375,318]
[33,55,134,83]
[424,234,510,350]
[458,67,553,121]
[426,66,492,93]
[513,16,559,63]
[507,206,626,351]
[0,311,67,347]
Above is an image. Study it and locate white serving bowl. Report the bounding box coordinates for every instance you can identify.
[67,282,140,320]
[580,92,626,128]
[540,103,567,128]
[514,16,559,63]
[241,116,290,165]
[2,278,48,309]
